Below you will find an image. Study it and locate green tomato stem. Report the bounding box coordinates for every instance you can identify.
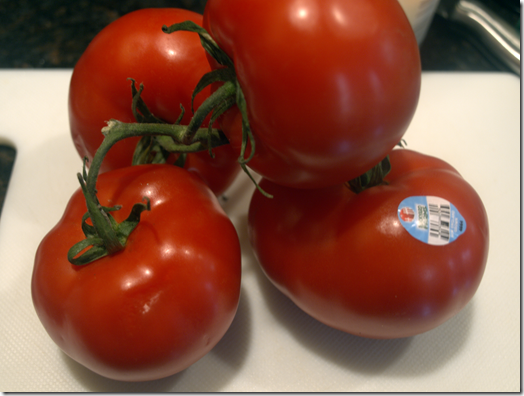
[346,156,392,194]
[85,121,228,191]
[163,20,273,198]
[68,120,229,265]
[182,80,237,145]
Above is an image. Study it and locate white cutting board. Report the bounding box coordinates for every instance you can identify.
[0,70,520,392]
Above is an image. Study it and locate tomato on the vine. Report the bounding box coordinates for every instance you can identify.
[68,8,240,196]
[202,0,421,189]
[248,149,489,339]
[32,164,242,381]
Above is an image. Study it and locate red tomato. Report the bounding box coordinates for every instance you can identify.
[248,149,489,339]
[32,165,242,381]
[203,0,421,188]
[68,8,240,196]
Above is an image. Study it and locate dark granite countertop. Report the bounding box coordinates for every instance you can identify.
[0,0,520,214]
[1,0,519,70]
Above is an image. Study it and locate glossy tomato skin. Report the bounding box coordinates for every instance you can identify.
[203,0,421,189]
[248,149,489,339]
[32,165,242,381]
[68,8,240,196]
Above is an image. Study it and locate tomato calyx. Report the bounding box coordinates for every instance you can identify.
[129,78,182,166]
[128,78,230,167]
[68,161,151,266]
[162,21,272,199]
[346,142,408,193]
[163,20,235,70]
[67,105,229,265]
[346,156,392,194]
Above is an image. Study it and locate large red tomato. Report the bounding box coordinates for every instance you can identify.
[248,149,489,339]
[68,8,240,196]
[32,164,242,381]
[203,0,421,188]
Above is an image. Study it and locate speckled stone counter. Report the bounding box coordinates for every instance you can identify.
[0,0,519,70]
[0,0,209,68]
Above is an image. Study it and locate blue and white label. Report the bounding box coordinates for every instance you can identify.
[398,196,466,246]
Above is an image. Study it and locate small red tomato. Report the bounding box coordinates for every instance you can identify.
[248,149,489,339]
[32,165,241,381]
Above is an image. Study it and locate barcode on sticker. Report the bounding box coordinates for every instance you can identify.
[428,203,451,243]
